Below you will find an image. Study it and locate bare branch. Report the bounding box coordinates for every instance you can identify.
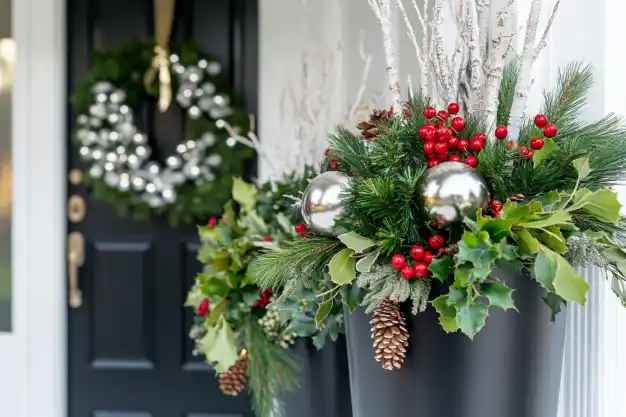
[476,0,492,62]
[463,0,484,106]
[534,0,561,59]
[432,0,455,103]
[368,0,403,110]
[396,0,428,91]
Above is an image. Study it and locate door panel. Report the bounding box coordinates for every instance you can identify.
[67,0,257,416]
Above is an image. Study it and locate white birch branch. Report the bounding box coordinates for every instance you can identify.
[396,0,428,93]
[476,0,492,63]
[432,0,455,103]
[508,0,543,140]
[464,0,484,109]
[533,0,561,59]
[368,0,403,110]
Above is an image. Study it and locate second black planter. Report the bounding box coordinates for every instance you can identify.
[281,336,352,417]
[345,273,567,417]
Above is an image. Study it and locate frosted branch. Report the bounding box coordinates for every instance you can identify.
[534,0,561,60]
[464,0,484,109]
[432,0,455,103]
[476,0,492,63]
[368,0,403,110]
[396,0,428,93]
[508,0,544,140]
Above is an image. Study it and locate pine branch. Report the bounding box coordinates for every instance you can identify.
[245,321,299,417]
[541,62,594,129]
[248,237,343,290]
[497,59,520,126]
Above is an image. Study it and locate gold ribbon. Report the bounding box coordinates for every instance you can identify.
[144,0,176,112]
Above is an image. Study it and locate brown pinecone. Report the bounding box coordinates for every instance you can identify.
[218,351,249,396]
[371,299,409,371]
[356,108,394,140]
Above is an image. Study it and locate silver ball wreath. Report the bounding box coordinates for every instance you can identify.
[75,53,233,208]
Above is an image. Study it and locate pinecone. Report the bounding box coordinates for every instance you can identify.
[357,108,394,140]
[218,351,249,396]
[371,299,409,371]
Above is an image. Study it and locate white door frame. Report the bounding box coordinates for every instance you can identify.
[1,0,67,415]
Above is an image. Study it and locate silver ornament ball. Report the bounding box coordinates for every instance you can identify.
[417,161,490,227]
[300,171,350,235]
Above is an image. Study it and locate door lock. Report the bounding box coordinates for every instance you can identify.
[68,231,85,308]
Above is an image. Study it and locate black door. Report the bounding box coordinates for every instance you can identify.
[67,1,257,416]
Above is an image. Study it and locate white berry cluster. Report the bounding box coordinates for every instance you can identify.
[258,309,297,349]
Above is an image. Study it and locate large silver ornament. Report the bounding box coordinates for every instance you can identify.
[301,171,350,235]
[418,161,490,227]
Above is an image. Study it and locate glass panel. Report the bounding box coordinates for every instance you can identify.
[0,0,12,332]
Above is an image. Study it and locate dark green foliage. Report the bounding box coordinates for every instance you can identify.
[497,60,520,126]
[71,40,253,225]
[256,166,317,225]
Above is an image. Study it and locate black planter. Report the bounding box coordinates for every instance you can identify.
[282,336,353,417]
[345,274,567,417]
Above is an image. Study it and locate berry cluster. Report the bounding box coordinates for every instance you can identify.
[196,298,210,316]
[487,199,504,218]
[390,235,446,280]
[506,113,559,160]
[295,223,308,235]
[252,288,273,308]
[420,103,488,169]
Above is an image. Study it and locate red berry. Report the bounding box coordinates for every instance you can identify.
[418,126,430,139]
[435,142,448,154]
[436,127,450,142]
[458,138,469,152]
[464,155,479,167]
[449,154,462,162]
[490,200,503,212]
[495,126,508,140]
[264,235,273,242]
[423,140,436,154]
[428,235,443,249]
[435,121,443,128]
[447,102,460,115]
[413,262,429,278]
[410,245,425,261]
[436,235,445,245]
[437,247,446,255]
[425,123,436,129]
[530,137,545,150]
[534,114,548,128]
[424,106,437,119]
[493,210,502,218]
[197,299,210,316]
[507,140,519,150]
[423,251,434,264]
[519,147,533,160]
[427,160,440,168]
[437,110,449,120]
[208,217,218,228]
[474,132,487,143]
[447,137,458,150]
[543,124,558,138]
[427,152,439,160]
[469,138,484,152]
[330,160,339,169]
[295,223,307,234]
[451,117,466,132]
[438,153,449,162]
[401,265,415,279]
[391,254,407,270]
[324,147,331,155]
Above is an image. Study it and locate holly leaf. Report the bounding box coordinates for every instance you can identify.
[328,248,357,285]
[312,329,328,350]
[572,155,592,180]
[536,225,567,253]
[241,287,261,306]
[502,200,543,223]
[200,317,239,372]
[453,263,473,287]
[458,302,489,339]
[518,210,572,229]
[481,281,516,311]
[338,232,377,254]
[341,284,366,312]
[429,256,454,282]
[206,298,229,327]
[356,249,380,273]
[551,250,589,305]
[202,277,230,298]
[431,295,459,333]
[542,293,566,322]
[185,281,205,308]
[232,177,258,211]
[477,211,514,242]
[569,188,622,224]
[285,315,317,337]
[514,229,539,255]
[534,251,557,292]
[537,191,564,212]
[532,137,558,168]
[315,299,333,328]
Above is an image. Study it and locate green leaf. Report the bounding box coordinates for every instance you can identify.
[502,200,543,222]
[534,251,557,292]
[458,303,489,339]
[315,300,333,328]
[232,177,258,211]
[328,248,357,285]
[481,281,516,311]
[604,247,626,263]
[185,281,205,308]
[551,250,590,305]
[514,229,539,254]
[537,191,564,212]
[356,249,380,273]
[206,298,229,327]
[572,155,592,180]
[337,232,377,254]
[200,317,239,372]
[519,210,572,229]
[536,226,567,253]
[429,256,454,282]
[341,284,365,312]
[532,137,558,168]
[202,277,230,297]
[542,293,566,322]
[569,188,622,224]
[431,295,459,333]
[285,315,317,337]
[241,288,261,306]
[312,330,328,350]
[477,211,514,242]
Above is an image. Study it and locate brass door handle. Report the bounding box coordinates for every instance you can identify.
[68,232,85,308]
